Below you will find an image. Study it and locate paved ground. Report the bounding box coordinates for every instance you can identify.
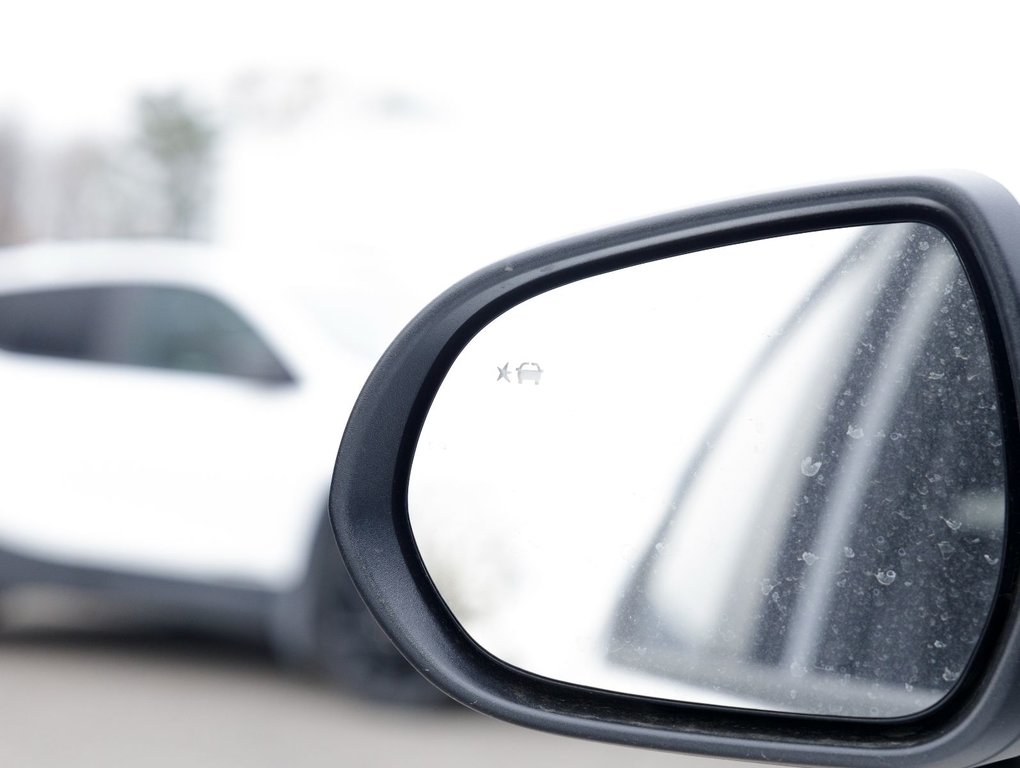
[0,626,740,768]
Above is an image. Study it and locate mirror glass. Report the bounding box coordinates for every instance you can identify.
[408,224,1006,718]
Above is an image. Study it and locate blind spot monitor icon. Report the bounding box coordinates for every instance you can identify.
[496,362,543,384]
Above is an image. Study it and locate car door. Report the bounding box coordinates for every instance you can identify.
[0,282,313,587]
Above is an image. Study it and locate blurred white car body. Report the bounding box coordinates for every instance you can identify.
[0,240,366,588]
[0,240,443,702]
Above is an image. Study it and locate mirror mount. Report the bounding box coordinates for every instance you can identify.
[331,173,1020,768]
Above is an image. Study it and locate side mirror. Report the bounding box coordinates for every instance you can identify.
[331,173,1020,768]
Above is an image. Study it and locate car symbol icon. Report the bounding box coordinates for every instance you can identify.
[516,362,543,384]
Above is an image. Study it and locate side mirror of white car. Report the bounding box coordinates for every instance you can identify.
[331,173,1020,768]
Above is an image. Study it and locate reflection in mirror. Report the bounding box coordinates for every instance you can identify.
[409,224,1005,718]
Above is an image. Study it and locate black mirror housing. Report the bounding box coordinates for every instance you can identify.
[330,173,1020,768]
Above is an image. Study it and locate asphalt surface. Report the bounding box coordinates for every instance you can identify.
[0,624,739,768]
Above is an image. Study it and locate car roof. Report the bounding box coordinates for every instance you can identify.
[0,239,283,292]
[0,238,424,367]
[0,238,414,301]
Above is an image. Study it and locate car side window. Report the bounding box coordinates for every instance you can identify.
[0,284,292,384]
[0,286,111,361]
[107,285,292,383]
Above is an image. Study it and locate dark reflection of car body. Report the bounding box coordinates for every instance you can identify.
[609,224,1005,717]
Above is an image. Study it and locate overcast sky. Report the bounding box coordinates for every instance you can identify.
[3,1,1019,296]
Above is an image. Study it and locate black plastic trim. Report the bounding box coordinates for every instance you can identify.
[331,173,1020,768]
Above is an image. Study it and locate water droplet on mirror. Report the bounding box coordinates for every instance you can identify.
[943,668,960,683]
[934,640,947,649]
[790,662,808,678]
[905,683,914,692]
[844,547,855,558]
[801,551,819,566]
[920,241,930,251]
[876,570,897,586]
[942,517,962,531]
[800,457,821,477]
[654,542,664,553]
[985,554,1000,565]
[928,371,945,380]
[847,425,864,440]
[938,541,956,558]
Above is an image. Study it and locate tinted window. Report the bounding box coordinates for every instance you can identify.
[107,285,292,383]
[0,286,112,360]
[0,284,291,383]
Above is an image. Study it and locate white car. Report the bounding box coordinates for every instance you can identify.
[0,239,441,703]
